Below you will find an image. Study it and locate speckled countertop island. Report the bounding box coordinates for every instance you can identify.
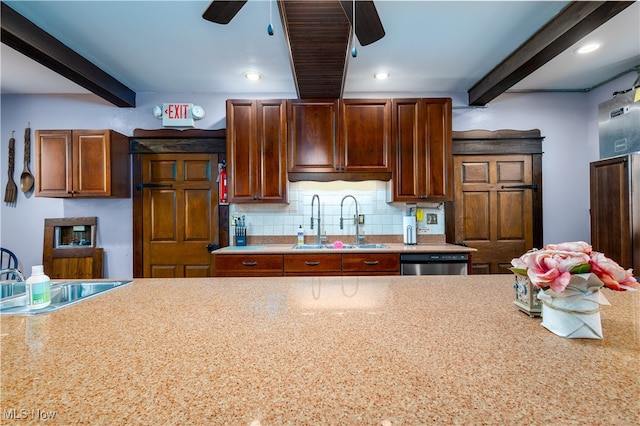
[1,275,638,425]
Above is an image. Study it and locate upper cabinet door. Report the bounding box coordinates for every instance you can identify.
[226,99,256,202]
[73,130,111,197]
[339,99,391,173]
[390,98,452,201]
[392,99,424,199]
[35,130,73,197]
[226,99,288,203]
[256,99,288,203]
[287,99,339,173]
[423,99,452,200]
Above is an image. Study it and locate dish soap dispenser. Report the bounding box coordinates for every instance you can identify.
[26,265,51,310]
[297,225,304,245]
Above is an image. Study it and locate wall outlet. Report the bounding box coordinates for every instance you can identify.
[358,214,365,225]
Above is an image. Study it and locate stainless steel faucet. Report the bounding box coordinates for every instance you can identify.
[340,195,360,246]
[0,268,26,282]
[310,194,322,245]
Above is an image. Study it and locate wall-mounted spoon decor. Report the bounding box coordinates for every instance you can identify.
[20,123,34,193]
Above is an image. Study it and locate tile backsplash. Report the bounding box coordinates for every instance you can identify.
[229,181,445,240]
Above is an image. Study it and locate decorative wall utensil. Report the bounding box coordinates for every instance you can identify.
[4,131,17,204]
[20,123,34,193]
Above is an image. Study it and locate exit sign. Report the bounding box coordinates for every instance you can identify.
[162,103,195,127]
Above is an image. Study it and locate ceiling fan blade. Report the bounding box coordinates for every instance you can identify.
[339,1,385,46]
[202,0,248,24]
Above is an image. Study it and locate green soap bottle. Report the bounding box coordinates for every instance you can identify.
[27,265,51,310]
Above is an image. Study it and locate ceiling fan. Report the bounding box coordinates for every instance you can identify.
[202,0,385,46]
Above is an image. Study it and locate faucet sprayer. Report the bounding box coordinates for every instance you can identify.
[340,195,360,246]
[310,194,322,245]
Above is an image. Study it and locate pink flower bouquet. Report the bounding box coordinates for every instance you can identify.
[510,241,638,293]
[511,242,637,339]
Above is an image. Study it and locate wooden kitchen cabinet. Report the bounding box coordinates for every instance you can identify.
[284,253,342,276]
[390,98,452,201]
[287,99,339,173]
[226,99,288,203]
[35,129,130,198]
[215,254,283,277]
[340,99,391,173]
[590,154,640,272]
[287,99,392,180]
[342,253,400,275]
[216,251,401,276]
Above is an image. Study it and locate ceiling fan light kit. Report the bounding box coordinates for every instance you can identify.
[203,0,387,96]
[351,0,357,58]
[267,0,274,36]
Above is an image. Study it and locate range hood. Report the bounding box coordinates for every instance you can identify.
[598,82,640,159]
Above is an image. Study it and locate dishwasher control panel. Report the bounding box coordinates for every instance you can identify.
[400,253,469,275]
[400,253,469,262]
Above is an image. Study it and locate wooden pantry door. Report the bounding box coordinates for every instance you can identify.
[447,130,543,275]
[453,154,536,274]
[140,153,219,278]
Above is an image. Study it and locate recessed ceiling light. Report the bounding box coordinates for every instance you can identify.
[374,72,390,80]
[244,71,262,81]
[575,43,600,55]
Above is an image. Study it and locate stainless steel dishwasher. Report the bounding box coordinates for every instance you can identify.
[400,253,469,275]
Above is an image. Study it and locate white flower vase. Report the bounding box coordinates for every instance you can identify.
[537,273,611,339]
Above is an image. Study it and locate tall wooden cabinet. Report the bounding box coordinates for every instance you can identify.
[590,154,640,272]
[389,98,452,201]
[35,129,130,198]
[226,99,288,203]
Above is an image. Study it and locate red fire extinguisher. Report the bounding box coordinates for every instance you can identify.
[218,161,228,205]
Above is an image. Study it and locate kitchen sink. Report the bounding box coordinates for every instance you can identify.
[292,243,389,250]
[1,281,26,299]
[291,244,326,250]
[355,244,390,249]
[0,280,132,315]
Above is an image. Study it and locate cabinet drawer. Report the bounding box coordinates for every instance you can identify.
[284,254,342,275]
[215,254,283,277]
[342,253,400,275]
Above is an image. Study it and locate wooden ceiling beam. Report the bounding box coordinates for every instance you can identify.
[468,1,635,106]
[279,0,351,99]
[1,2,136,108]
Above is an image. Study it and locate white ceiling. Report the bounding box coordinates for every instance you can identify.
[1,0,639,101]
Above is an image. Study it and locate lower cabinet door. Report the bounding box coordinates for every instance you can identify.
[215,254,283,277]
[284,254,342,276]
[342,253,400,275]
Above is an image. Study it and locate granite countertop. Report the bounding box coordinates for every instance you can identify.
[214,242,477,254]
[1,275,638,424]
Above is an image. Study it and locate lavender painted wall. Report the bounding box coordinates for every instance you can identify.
[1,72,636,277]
